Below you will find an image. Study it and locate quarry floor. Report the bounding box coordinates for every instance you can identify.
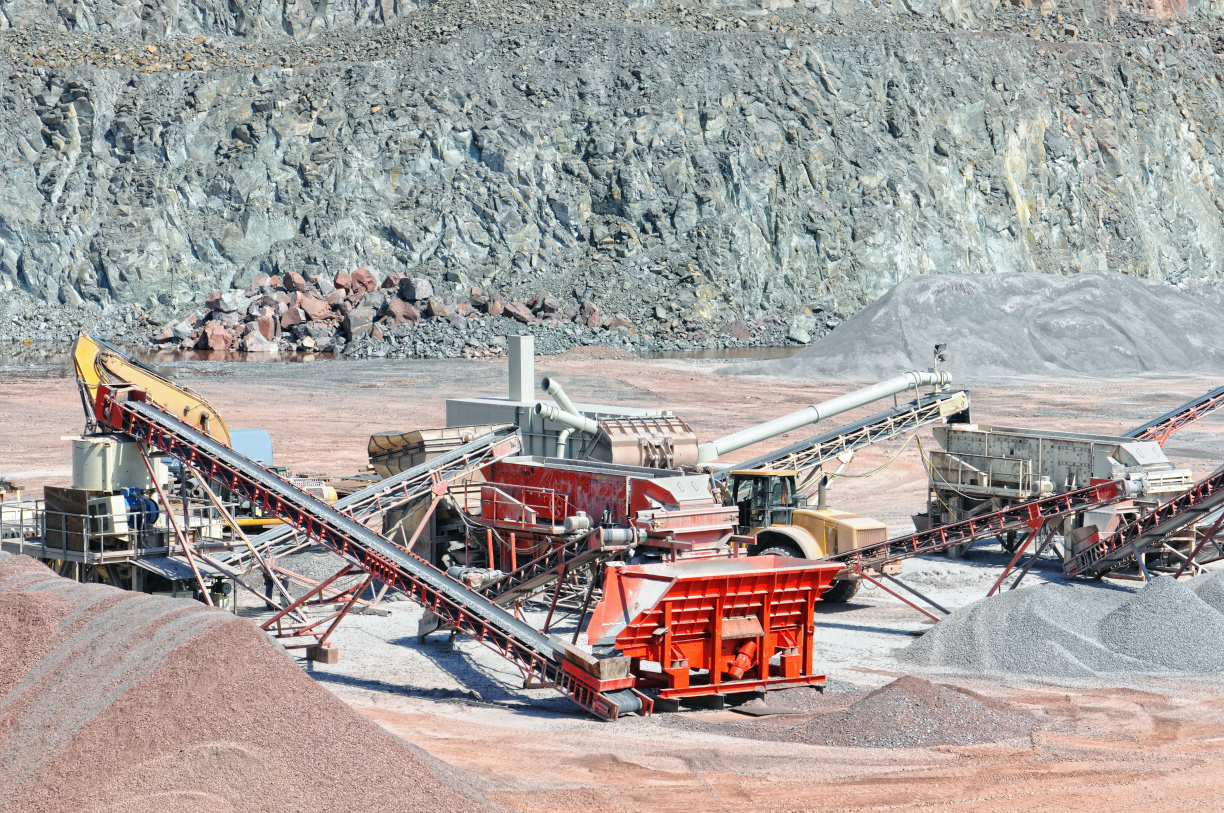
[6,349,1224,809]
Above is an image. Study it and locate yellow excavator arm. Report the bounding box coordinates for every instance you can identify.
[72,333,233,447]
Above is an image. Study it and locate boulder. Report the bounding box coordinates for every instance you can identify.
[240,331,277,352]
[342,306,376,340]
[256,313,279,341]
[426,298,449,318]
[581,301,601,330]
[384,298,420,326]
[504,301,534,323]
[487,294,505,317]
[351,267,377,294]
[281,308,306,329]
[196,322,233,351]
[315,276,336,295]
[381,272,405,290]
[333,269,352,291]
[248,273,271,290]
[299,295,331,322]
[398,277,433,301]
[604,313,633,331]
[282,271,308,292]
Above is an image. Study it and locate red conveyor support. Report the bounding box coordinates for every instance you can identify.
[93,384,625,720]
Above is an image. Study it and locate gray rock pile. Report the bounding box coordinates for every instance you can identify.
[787,675,1033,747]
[902,574,1224,677]
[747,272,1224,381]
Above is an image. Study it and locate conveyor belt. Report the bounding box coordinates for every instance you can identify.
[93,385,625,720]
[826,479,1131,572]
[715,390,970,485]
[1065,464,1224,578]
[231,425,522,566]
[1125,385,1224,446]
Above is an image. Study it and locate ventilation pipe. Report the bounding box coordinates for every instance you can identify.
[535,402,599,435]
[696,370,952,464]
[541,377,582,417]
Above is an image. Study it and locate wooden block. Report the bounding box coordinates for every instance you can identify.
[307,645,339,664]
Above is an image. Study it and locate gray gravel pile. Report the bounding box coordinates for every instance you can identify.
[747,273,1224,382]
[1189,568,1224,614]
[787,676,1032,748]
[902,576,1224,677]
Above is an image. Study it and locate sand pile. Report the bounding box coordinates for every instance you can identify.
[902,575,1224,678]
[0,553,487,813]
[787,676,1032,748]
[747,272,1224,381]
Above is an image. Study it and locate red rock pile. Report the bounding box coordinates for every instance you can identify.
[152,267,634,354]
[0,554,489,813]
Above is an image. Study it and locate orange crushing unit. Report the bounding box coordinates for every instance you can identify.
[587,555,844,701]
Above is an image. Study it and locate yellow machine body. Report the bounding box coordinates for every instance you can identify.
[72,333,233,447]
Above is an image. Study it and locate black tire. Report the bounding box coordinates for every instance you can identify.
[820,578,861,603]
[755,543,804,558]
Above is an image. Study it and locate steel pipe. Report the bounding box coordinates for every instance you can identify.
[535,402,599,435]
[556,427,574,458]
[541,377,582,417]
[696,369,952,464]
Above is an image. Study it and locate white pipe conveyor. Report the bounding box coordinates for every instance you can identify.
[696,369,952,464]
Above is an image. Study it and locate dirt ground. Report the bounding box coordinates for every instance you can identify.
[5,348,1224,810]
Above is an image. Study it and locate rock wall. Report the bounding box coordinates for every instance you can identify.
[4,0,1224,350]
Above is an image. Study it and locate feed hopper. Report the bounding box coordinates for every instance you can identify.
[587,556,844,699]
[482,457,739,554]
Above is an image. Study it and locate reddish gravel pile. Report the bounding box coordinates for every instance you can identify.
[0,554,488,813]
[788,676,1033,748]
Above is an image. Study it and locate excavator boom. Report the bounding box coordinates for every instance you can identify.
[71,333,232,447]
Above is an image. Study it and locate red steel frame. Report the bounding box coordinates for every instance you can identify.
[600,558,843,698]
[1067,465,1224,578]
[93,385,628,721]
[829,478,1130,573]
[1127,385,1224,447]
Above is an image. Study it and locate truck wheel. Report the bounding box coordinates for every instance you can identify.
[820,578,861,603]
[756,544,804,559]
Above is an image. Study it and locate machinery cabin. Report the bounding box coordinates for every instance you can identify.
[726,469,897,602]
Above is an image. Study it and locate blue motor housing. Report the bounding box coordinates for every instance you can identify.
[120,488,159,530]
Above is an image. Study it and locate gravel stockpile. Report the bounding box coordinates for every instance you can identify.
[902,576,1224,678]
[747,273,1224,381]
[0,553,488,813]
[787,676,1032,748]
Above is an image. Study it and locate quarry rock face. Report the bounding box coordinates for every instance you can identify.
[4,0,1224,354]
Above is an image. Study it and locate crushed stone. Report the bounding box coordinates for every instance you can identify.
[785,676,1033,748]
[0,554,490,813]
[902,576,1224,677]
[743,272,1224,381]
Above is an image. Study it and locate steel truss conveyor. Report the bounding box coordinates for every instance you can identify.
[1125,384,1224,446]
[92,384,634,721]
[714,389,970,487]
[825,479,1133,573]
[1066,464,1224,578]
[231,425,524,568]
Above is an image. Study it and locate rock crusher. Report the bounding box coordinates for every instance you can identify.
[587,555,843,703]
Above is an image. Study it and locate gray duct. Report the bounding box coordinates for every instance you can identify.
[541,377,582,417]
[696,370,952,464]
[535,402,599,435]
